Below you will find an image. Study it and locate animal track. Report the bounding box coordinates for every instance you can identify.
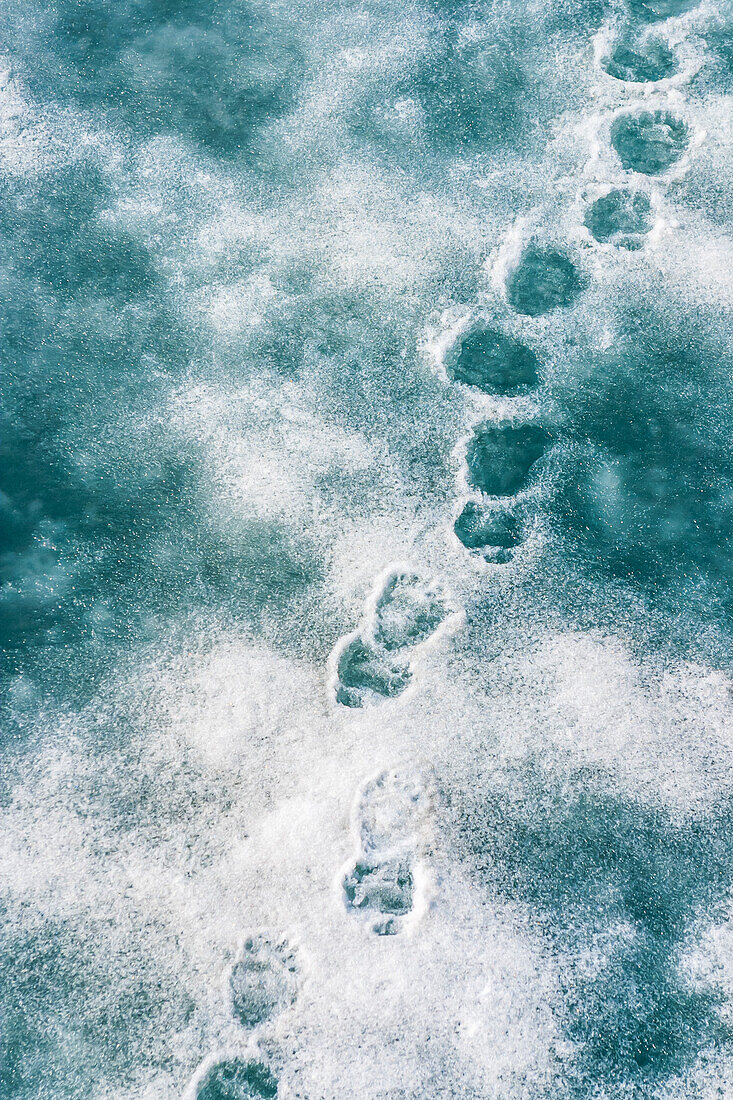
[506,245,586,316]
[229,936,298,1029]
[585,188,653,249]
[453,500,521,563]
[611,110,689,175]
[356,768,433,855]
[342,857,414,936]
[335,636,412,707]
[341,767,432,935]
[333,571,448,708]
[446,326,539,395]
[604,33,677,82]
[194,1059,278,1100]
[372,572,447,651]
[465,421,551,497]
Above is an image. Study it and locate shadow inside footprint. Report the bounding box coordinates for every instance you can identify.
[466,422,551,496]
[506,246,586,316]
[454,501,521,562]
[336,637,411,708]
[229,937,297,1029]
[604,35,677,82]
[196,1059,278,1100]
[373,573,447,652]
[343,857,414,935]
[447,327,539,395]
[611,110,689,175]
[585,188,653,249]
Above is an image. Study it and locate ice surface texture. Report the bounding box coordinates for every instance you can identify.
[2,0,732,1097]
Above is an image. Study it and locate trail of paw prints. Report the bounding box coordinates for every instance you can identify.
[332,569,450,708]
[339,767,433,936]
[441,321,554,564]
[442,0,707,568]
[585,0,703,251]
[184,936,298,1099]
[455,418,553,563]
